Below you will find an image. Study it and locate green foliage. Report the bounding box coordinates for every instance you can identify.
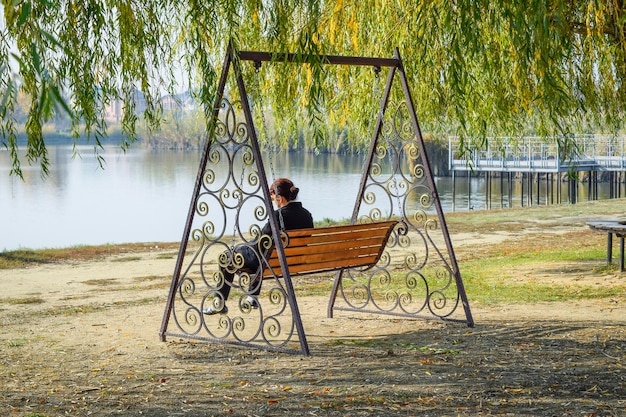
[3,1,626,174]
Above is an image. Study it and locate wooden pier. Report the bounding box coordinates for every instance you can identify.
[448,135,626,210]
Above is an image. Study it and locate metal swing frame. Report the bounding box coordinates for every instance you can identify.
[159,42,474,356]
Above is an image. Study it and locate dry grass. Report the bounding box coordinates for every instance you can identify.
[0,242,180,269]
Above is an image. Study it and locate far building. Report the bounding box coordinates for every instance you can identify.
[102,88,150,124]
[160,91,197,119]
[102,89,197,124]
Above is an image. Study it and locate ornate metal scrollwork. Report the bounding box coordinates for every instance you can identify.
[334,100,469,323]
[165,98,302,353]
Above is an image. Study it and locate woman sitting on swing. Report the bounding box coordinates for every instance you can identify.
[203,177,314,315]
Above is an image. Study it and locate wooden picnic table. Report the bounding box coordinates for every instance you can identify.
[587,220,626,272]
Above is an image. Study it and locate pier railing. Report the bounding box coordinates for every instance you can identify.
[449,135,626,172]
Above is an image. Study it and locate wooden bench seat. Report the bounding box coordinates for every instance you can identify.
[262,220,398,278]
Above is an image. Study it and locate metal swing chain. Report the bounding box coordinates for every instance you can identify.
[229,66,261,249]
[360,66,386,222]
[369,66,403,221]
[371,66,382,126]
[253,62,285,231]
[230,126,248,251]
[253,63,277,180]
[230,145,247,247]
[364,66,382,165]
[389,140,405,220]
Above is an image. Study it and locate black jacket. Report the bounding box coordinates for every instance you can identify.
[261,201,314,236]
[238,202,314,270]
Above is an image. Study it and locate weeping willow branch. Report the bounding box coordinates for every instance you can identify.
[2,0,626,176]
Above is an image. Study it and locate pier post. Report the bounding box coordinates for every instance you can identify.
[528,172,533,207]
[452,170,456,212]
[468,171,471,211]
[500,173,504,208]
[609,171,615,199]
[546,172,554,204]
[508,172,512,208]
[521,173,525,207]
[568,174,577,204]
[536,172,540,205]
[556,172,563,204]
[485,172,490,210]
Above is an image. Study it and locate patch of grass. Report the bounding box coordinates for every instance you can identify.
[594,263,621,274]
[464,278,625,305]
[1,296,45,305]
[315,217,350,227]
[133,275,169,282]
[87,282,170,293]
[83,279,118,286]
[0,249,60,269]
[460,240,626,304]
[6,338,28,347]
[445,198,626,234]
[466,245,606,270]
[455,228,606,262]
[0,242,180,270]
[156,252,178,259]
[111,256,142,262]
[294,276,334,297]
[60,295,90,301]
[54,305,104,316]
[46,297,162,317]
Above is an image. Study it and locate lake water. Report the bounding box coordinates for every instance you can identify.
[0,144,616,251]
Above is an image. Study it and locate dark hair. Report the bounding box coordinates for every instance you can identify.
[271,178,299,201]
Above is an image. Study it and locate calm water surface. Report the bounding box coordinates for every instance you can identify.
[0,144,612,250]
[0,145,405,250]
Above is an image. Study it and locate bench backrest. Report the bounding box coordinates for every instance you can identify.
[263,220,398,278]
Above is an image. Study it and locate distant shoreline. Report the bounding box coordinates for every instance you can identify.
[3,197,625,255]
